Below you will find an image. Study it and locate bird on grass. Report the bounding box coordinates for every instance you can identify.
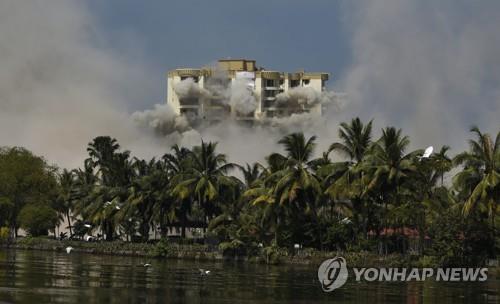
[65,246,73,254]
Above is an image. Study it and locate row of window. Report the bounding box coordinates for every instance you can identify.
[265,79,310,87]
[179,77,311,87]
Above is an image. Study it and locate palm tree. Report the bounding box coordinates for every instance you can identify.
[432,146,453,186]
[57,169,76,237]
[272,133,321,209]
[84,185,127,241]
[71,159,98,219]
[171,141,236,236]
[364,127,416,195]
[244,157,282,246]
[325,118,373,237]
[362,127,418,253]
[163,145,194,238]
[77,137,134,241]
[246,133,323,247]
[453,127,499,228]
[118,158,160,241]
[86,136,129,187]
[238,163,264,188]
[402,146,453,254]
[329,117,373,163]
[86,136,120,168]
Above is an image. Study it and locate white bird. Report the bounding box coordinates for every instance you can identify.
[65,246,73,254]
[143,263,151,267]
[115,206,121,210]
[294,243,300,249]
[258,243,264,248]
[105,201,112,206]
[84,224,92,228]
[422,146,434,159]
[199,269,210,275]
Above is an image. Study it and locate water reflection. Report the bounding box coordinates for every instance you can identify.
[0,250,498,303]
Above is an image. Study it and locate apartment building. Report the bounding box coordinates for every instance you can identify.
[166,59,330,121]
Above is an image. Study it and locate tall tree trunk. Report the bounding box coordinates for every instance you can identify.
[491,207,496,257]
[105,221,113,241]
[274,214,280,247]
[360,199,368,239]
[141,221,150,242]
[66,211,73,237]
[312,205,323,251]
[159,206,167,239]
[181,212,187,239]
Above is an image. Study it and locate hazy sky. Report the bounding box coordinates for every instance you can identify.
[0,0,498,168]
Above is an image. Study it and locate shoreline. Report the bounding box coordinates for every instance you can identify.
[4,237,494,269]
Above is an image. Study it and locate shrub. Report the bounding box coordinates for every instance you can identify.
[17,204,58,236]
[262,245,288,264]
[150,239,171,257]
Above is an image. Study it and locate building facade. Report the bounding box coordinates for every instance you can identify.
[166,59,330,121]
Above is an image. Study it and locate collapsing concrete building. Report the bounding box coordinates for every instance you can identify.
[166,59,337,122]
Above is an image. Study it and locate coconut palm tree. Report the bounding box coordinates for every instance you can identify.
[325,118,373,237]
[171,141,236,235]
[244,157,282,245]
[271,133,321,210]
[247,133,323,247]
[363,127,417,196]
[56,169,76,237]
[329,117,373,163]
[453,127,499,227]
[71,159,98,220]
[78,138,133,241]
[361,127,418,253]
[86,136,131,187]
[238,163,265,188]
[163,145,194,238]
[400,146,454,254]
[118,158,161,241]
[432,145,453,186]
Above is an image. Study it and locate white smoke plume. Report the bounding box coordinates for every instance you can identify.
[0,1,166,168]
[276,86,337,107]
[229,78,258,115]
[339,0,500,152]
[132,104,190,135]
[5,0,496,173]
[173,78,210,99]
[172,68,258,115]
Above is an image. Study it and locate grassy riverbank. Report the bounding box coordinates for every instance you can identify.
[0,237,478,268]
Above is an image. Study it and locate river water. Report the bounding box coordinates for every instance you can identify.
[0,249,498,303]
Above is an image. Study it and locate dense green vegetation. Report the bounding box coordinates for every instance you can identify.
[1,118,498,265]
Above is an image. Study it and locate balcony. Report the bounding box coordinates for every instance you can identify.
[263,100,277,108]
